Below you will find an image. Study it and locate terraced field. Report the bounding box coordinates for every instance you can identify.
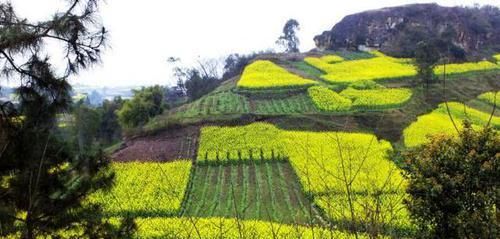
[403,102,500,147]
[175,91,250,118]
[88,161,192,217]
[108,51,500,238]
[253,94,318,115]
[182,162,318,224]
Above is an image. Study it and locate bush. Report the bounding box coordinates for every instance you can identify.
[117,86,165,128]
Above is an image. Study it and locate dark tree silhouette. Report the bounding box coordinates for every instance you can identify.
[0,1,134,238]
[414,41,440,87]
[276,19,300,53]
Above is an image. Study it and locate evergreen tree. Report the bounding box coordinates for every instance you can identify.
[0,1,134,238]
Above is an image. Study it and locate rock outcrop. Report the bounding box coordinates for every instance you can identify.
[314,4,500,57]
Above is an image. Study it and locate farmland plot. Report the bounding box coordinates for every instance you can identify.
[182,162,317,224]
[88,161,192,217]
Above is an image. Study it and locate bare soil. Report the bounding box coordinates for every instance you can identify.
[112,126,199,162]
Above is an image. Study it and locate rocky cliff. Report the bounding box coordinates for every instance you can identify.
[314,4,500,58]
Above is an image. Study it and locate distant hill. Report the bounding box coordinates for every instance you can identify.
[314,3,500,58]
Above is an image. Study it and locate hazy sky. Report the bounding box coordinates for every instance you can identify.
[9,0,500,87]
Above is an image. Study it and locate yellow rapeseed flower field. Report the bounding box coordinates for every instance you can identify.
[403,102,500,147]
[307,86,352,111]
[434,60,499,75]
[304,52,416,83]
[478,91,499,106]
[237,60,318,90]
[196,122,409,229]
[87,161,192,217]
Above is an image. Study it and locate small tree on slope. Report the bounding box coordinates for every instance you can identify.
[276,19,300,53]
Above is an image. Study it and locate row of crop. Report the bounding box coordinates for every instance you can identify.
[182,162,314,224]
[253,94,318,115]
[237,60,318,90]
[403,101,500,147]
[87,161,192,217]
[176,91,250,118]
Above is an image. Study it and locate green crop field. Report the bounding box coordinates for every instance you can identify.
[175,91,250,118]
[182,162,317,224]
[253,93,319,115]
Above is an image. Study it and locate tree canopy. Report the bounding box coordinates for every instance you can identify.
[404,121,499,238]
[276,19,300,53]
[0,0,133,238]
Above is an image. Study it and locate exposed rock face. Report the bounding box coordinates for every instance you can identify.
[314,4,500,57]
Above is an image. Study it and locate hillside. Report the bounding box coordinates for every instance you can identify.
[108,49,499,237]
[314,3,500,58]
[3,1,500,238]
